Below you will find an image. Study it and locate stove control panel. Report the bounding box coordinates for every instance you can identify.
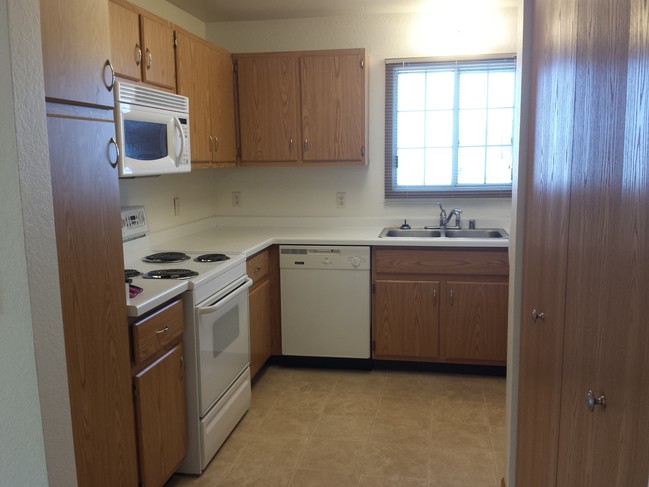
[121,206,148,241]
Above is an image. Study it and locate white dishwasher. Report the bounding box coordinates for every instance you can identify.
[280,245,371,359]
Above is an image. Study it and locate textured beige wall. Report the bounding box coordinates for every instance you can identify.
[0,0,53,485]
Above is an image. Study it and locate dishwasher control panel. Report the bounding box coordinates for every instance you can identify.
[279,246,370,270]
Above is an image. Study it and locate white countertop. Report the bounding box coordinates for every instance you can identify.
[154,220,510,257]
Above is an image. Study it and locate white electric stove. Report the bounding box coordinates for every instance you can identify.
[121,207,252,475]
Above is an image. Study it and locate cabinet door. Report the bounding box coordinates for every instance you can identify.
[441,281,508,364]
[134,344,187,487]
[176,31,212,163]
[209,46,237,163]
[48,115,138,486]
[40,0,114,107]
[300,52,365,163]
[555,0,649,484]
[237,55,300,162]
[373,280,439,360]
[140,15,176,89]
[249,279,272,378]
[108,1,142,81]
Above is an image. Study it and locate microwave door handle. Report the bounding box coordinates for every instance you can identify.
[173,116,185,167]
[197,278,253,316]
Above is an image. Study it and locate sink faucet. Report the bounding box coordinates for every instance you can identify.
[437,202,463,229]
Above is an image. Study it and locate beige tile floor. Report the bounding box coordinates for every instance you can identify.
[166,365,506,487]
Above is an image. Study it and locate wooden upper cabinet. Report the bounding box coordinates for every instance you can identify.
[237,55,301,163]
[176,29,236,167]
[140,15,176,89]
[108,0,176,90]
[209,46,237,163]
[236,48,367,165]
[40,0,114,108]
[108,1,141,81]
[300,52,365,163]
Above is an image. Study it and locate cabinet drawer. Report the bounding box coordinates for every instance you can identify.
[247,250,269,286]
[132,298,184,364]
[374,248,509,276]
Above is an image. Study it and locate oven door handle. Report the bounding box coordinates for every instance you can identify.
[197,277,253,315]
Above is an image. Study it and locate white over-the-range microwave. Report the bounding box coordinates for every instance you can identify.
[114,82,191,177]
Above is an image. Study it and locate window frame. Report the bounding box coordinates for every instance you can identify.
[384,54,517,199]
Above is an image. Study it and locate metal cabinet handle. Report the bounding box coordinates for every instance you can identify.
[108,137,119,168]
[145,48,152,69]
[214,136,219,152]
[103,59,115,92]
[254,266,261,273]
[209,135,213,152]
[156,325,169,334]
[135,43,142,66]
[586,390,607,411]
[304,138,309,152]
[450,289,454,305]
[531,308,545,322]
[289,138,294,152]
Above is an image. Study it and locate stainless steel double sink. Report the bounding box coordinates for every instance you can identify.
[379,227,509,239]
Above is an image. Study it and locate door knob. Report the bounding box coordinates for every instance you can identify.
[586,390,607,411]
[531,308,545,322]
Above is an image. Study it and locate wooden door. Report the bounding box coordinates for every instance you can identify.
[176,31,212,163]
[208,45,237,164]
[555,0,649,484]
[140,15,175,89]
[440,281,508,364]
[48,115,138,486]
[134,344,187,487]
[515,0,577,482]
[108,1,142,81]
[517,0,649,484]
[372,280,439,360]
[237,55,300,162]
[40,0,114,108]
[300,51,364,162]
[249,279,272,378]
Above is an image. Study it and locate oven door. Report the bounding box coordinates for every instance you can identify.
[196,276,252,417]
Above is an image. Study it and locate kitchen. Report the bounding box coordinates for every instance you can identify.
[3,1,648,487]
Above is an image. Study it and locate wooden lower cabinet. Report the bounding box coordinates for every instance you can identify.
[130,298,187,487]
[372,247,509,365]
[134,344,186,487]
[247,249,272,377]
[440,281,508,363]
[373,280,440,360]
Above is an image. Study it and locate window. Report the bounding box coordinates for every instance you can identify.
[385,56,516,198]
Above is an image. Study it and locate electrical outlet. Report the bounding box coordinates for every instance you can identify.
[336,192,346,209]
[232,191,241,208]
[173,197,180,216]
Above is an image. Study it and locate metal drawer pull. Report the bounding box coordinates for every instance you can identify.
[254,266,261,273]
[531,308,545,322]
[156,325,169,334]
[146,48,152,69]
[103,59,115,91]
[135,43,142,65]
[108,137,119,168]
[586,390,607,411]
